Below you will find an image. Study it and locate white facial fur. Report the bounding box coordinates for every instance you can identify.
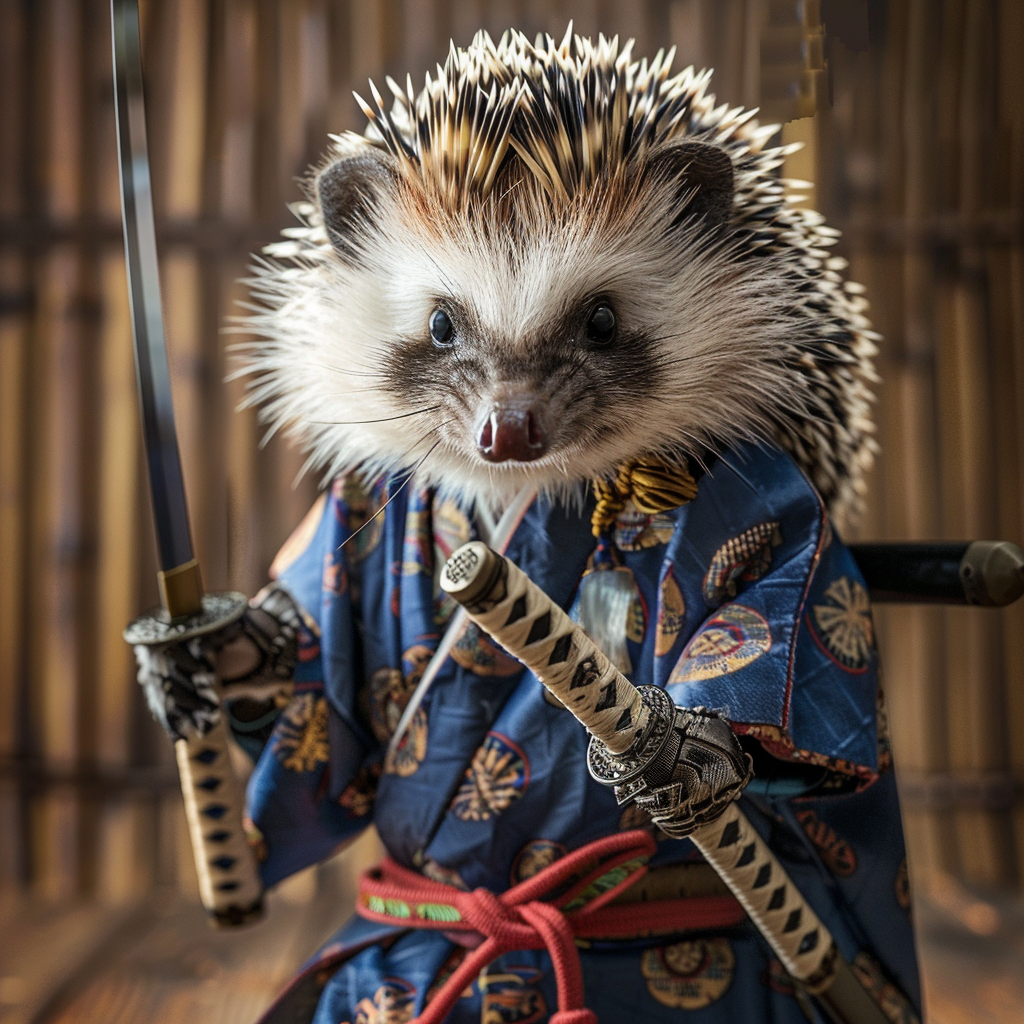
[244,167,823,510]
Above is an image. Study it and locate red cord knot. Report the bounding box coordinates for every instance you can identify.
[354,830,719,1024]
[459,888,545,949]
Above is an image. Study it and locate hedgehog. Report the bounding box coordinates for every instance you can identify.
[200,31,928,1023]
[239,26,878,535]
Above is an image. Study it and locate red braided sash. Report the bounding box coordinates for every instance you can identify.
[356,830,745,1024]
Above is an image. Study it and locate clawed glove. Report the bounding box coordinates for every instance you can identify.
[588,685,753,838]
[133,582,303,741]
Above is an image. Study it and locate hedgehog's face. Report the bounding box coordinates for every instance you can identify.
[244,31,874,525]
[255,138,813,507]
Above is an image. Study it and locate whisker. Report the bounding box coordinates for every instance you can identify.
[320,387,387,399]
[318,365,385,378]
[424,252,458,295]
[310,405,442,426]
[407,418,453,452]
[338,433,445,552]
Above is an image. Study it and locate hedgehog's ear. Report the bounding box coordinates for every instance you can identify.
[647,142,734,229]
[316,148,398,261]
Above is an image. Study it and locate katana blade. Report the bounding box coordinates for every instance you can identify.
[113,0,261,925]
[112,0,194,576]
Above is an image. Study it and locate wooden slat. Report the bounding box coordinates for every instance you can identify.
[943,0,1015,887]
[221,0,263,598]
[890,0,956,881]
[299,0,331,170]
[146,0,219,896]
[325,0,355,131]
[997,0,1024,885]
[0,0,30,900]
[669,0,711,73]
[28,0,89,900]
[251,0,291,573]
[272,2,322,541]
[94,253,138,772]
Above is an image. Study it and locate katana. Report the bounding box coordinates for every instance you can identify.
[112,0,262,927]
[441,541,892,1024]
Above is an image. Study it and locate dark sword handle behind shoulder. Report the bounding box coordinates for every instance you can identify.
[851,541,1024,607]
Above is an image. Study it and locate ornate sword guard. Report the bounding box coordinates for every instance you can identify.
[587,685,753,838]
[123,591,248,646]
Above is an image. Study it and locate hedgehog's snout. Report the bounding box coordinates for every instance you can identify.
[477,399,549,463]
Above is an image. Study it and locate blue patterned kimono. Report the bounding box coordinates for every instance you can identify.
[240,443,921,1024]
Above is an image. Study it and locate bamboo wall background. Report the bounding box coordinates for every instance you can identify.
[0,0,1022,920]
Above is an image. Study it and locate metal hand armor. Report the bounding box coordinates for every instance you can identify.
[588,685,753,838]
[133,582,303,741]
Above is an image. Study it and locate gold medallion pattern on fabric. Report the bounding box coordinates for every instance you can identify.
[351,978,417,1024]
[850,952,921,1024]
[480,967,547,1024]
[451,620,523,677]
[703,521,781,605]
[272,693,330,772]
[812,576,874,669]
[510,839,568,885]
[338,761,382,818]
[338,476,384,566]
[242,815,268,864]
[613,510,676,551]
[795,809,858,876]
[669,604,771,683]
[383,708,428,776]
[655,568,687,657]
[641,938,735,1009]
[450,733,530,821]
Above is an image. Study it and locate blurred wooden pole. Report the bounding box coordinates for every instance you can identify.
[0,0,30,899]
[941,0,1016,887]
[222,0,264,598]
[994,0,1024,887]
[893,0,957,881]
[28,0,89,903]
[94,247,153,903]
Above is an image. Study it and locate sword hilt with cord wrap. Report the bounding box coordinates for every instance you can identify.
[112,0,262,927]
[441,541,891,1024]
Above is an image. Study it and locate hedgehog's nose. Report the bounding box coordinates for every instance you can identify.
[477,401,549,463]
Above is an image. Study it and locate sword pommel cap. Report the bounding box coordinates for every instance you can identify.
[441,542,504,607]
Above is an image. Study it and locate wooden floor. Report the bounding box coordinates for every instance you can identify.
[1,865,1022,1024]
[913,876,1024,1024]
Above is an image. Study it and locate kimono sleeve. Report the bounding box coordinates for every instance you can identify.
[243,480,382,888]
[661,446,881,786]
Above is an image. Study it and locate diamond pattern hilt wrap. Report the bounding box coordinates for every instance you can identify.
[441,541,649,753]
[691,801,835,990]
[175,717,264,927]
[441,541,842,994]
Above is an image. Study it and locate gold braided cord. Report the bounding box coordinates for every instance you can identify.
[591,457,699,538]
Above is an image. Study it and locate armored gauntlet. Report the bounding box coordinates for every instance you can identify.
[134,582,303,741]
[587,685,753,838]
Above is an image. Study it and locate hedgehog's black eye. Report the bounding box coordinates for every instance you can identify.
[429,308,454,348]
[586,303,616,347]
